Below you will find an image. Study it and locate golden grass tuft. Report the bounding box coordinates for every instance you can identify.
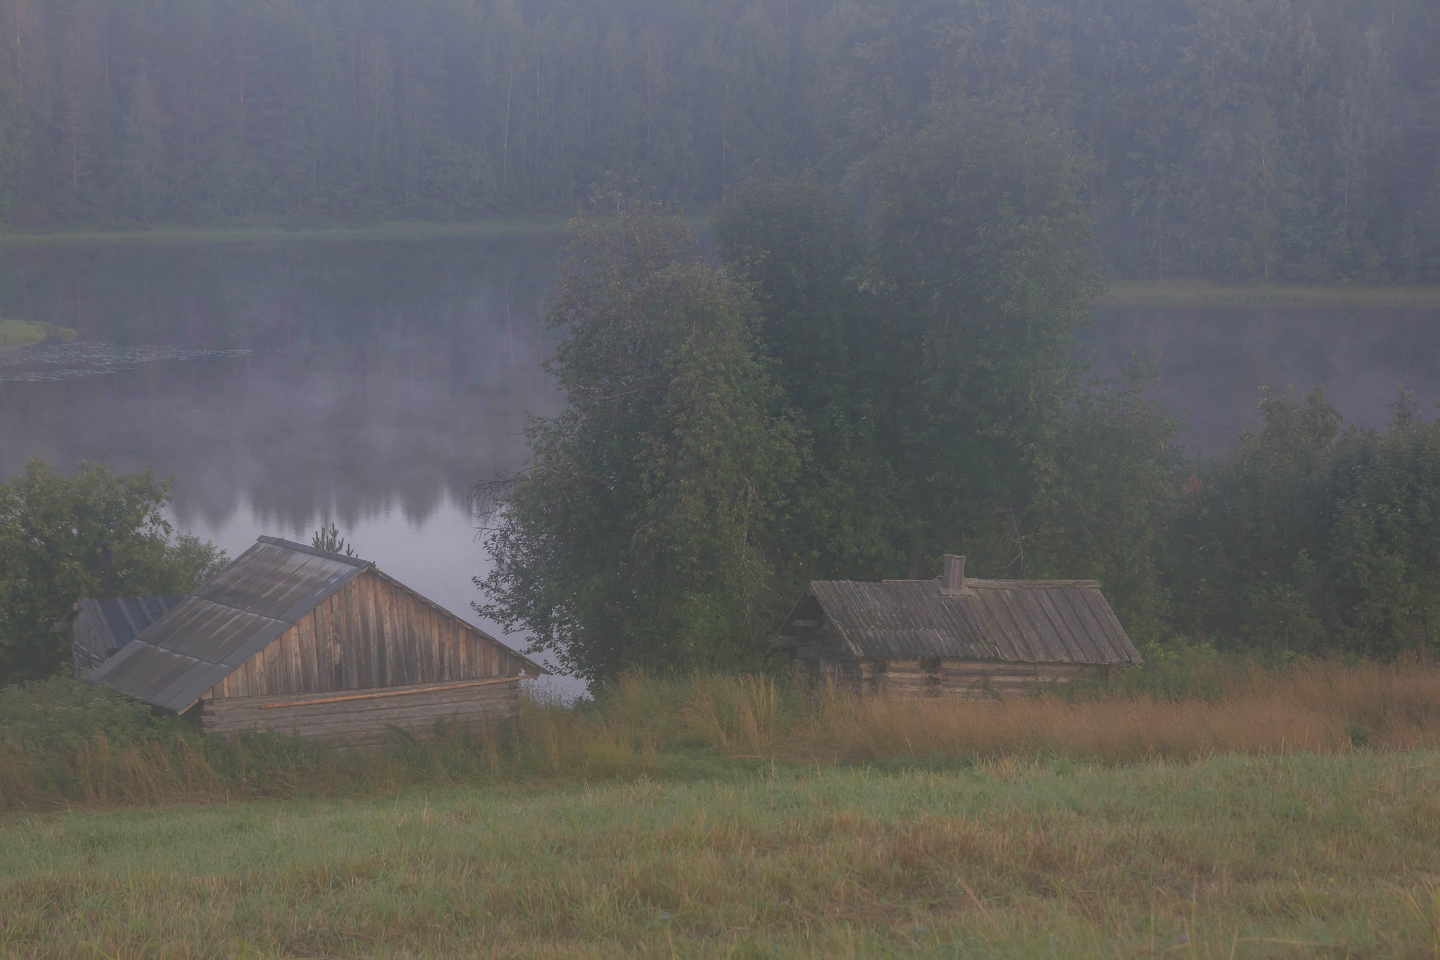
[794,658,1440,762]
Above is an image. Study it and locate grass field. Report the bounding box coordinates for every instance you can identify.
[3,750,1438,958]
[4,661,1440,957]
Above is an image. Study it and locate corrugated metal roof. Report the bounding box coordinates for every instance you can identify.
[798,577,1141,665]
[86,538,370,713]
[87,595,188,650]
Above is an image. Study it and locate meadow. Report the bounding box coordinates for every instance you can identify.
[3,659,1440,958]
[2,749,1439,958]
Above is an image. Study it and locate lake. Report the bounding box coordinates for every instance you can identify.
[3,235,1438,695]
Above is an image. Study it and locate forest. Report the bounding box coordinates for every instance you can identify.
[3,0,1440,280]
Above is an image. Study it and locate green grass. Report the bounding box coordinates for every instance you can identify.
[1097,280,1440,307]
[2,750,1438,958]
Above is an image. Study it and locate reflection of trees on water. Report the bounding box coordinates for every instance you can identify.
[0,237,563,529]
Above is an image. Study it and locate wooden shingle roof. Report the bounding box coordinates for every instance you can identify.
[782,576,1142,665]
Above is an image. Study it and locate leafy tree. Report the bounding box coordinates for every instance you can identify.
[1167,386,1440,658]
[476,200,799,682]
[717,104,1180,636]
[0,458,228,685]
[854,97,1107,575]
[715,172,903,581]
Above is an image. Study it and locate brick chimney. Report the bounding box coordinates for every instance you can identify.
[941,554,965,593]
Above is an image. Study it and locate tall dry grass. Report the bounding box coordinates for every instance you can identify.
[4,658,1439,810]
[795,657,1440,762]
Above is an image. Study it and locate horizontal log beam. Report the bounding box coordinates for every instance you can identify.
[256,676,519,709]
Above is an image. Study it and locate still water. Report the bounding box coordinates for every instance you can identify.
[2,237,1438,693]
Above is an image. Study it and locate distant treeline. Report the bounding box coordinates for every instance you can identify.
[2,0,1439,279]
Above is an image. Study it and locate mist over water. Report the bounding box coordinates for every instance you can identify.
[0,236,575,691]
[2,235,1438,696]
[1084,305,1440,457]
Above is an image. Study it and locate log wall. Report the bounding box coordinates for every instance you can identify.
[207,570,530,701]
[199,677,521,746]
[794,655,1109,696]
[879,658,1108,697]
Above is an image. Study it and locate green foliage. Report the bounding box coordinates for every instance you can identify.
[485,110,1180,676]
[0,458,228,684]
[1168,387,1440,657]
[716,103,1180,637]
[477,199,800,681]
[0,675,184,753]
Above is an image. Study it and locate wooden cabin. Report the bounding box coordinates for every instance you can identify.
[85,536,545,745]
[57,594,187,678]
[776,555,1141,696]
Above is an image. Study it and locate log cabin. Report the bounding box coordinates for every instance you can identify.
[84,536,545,745]
[776,554,1141,696]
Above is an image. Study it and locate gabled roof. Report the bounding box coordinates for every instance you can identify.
[86,536,544,713]
[785,577,1141,665]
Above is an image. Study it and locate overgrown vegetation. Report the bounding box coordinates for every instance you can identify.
[4,658,1438,813]
[0,458,228,684]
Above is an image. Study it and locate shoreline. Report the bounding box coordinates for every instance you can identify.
[5,223,1440,308]
[0,212,717,248]
[0,217,578,247]
[1099,279,1440,307]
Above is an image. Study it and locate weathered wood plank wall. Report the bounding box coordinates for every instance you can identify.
[200,678,521,746]
[208,570,527,700]
[880,659,1107,697]
[792,654,1107,696]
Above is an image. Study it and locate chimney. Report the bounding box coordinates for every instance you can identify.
[942,554,965,593]
[100,541,114,600]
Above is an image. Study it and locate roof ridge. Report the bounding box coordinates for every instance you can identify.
[256,535,371,568]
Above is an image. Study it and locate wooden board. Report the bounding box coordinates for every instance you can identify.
[206,570,530,701]
[200,677,522,746]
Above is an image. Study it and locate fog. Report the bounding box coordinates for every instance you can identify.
[3,236,1439,697]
